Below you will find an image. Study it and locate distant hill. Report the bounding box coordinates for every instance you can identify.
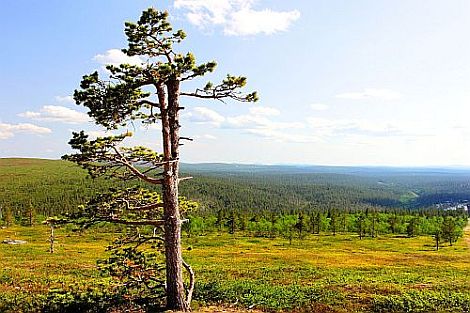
[2,158,470,217]
[181,162,470,176]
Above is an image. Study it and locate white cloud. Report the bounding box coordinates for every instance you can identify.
[18,105,90,124]
[225,114,269,128]
[307,117,404,137]
[93,49,144,66]
[185,106,308,143]
[0,123,51,140]
[335,88,402,101]
[186,106,226,126]
[177,0,231,25]
[247,128,318,143]
[185,106,303,130]
[174,0,300,36]
[249,106,280,116]
[310,103,329,111]
[225,114,302,130]
[226,7,300,36]
[55,95,74,103]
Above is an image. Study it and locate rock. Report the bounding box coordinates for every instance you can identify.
[2,239,27,245]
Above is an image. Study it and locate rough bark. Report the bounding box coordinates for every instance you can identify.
[160,78,190,311]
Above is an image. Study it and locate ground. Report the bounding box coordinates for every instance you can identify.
[1,225,470,312]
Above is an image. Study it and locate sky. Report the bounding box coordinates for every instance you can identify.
[1,0,470,166]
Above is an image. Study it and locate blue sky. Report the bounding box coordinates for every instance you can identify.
[1,0,470,166]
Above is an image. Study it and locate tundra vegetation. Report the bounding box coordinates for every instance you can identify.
[1,158,470,312]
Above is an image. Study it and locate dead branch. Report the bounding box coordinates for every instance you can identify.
[182,258,195,307]
[112,146,163,185]
[179,137,193,141]
[108,218,165,227]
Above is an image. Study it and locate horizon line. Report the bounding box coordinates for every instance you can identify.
[3,156,470,170]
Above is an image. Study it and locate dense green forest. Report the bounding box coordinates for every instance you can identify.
[1,158,470,220]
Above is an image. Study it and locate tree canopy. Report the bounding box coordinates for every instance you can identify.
[63,7,257,312]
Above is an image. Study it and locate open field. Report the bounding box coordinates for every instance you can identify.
[1,224,470,312]
[1,159,470,312]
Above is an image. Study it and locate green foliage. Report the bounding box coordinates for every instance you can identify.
[4,206,13,227]
[406,217,420,237]
[3,158,470,223]
[66,187,164,228]
[123,9,185,58]
[373,291,470,313]
[441,216,464,246]
[0,283,120,313]
[0,158,117,218]
[194,280,341,311]
[277,215,296,244]
[98,242,166,304]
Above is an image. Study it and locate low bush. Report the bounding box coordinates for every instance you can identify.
[194,280,342,311]
[373,290,470,313]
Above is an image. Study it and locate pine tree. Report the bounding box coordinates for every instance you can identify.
[330,210,337,235]
[26,201,35,227]
[356,213,366,239]
[4,207,13,227]
[294,212,306,239]
[441,216,462,246]
[388,214,398,234]
[64,8,257,311]
[406,217,419,237]
[226,210,236,234]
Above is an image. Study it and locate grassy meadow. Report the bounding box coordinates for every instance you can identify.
[2,158,470,312]
[1,224,470,312]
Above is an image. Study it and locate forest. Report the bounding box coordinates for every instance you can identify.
[1,158,468,246]
[3,159,470,217]
[1,158,470,312]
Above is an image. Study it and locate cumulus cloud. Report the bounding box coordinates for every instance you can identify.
[0,123,51,140]
[186,106,226,126]
[335,88,401,101]
[174,0,300,36]
[18,105,90,124]
[186,106,303,130]
[224,106,301,130]
[185,105,309,143]
[93,49,144,66]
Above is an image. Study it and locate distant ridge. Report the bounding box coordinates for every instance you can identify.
[2,158,470,176]
[180,162,470,176]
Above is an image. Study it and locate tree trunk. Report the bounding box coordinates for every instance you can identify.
[163,175,188,311]
[160,79,190,311]
[49,224,55,254]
